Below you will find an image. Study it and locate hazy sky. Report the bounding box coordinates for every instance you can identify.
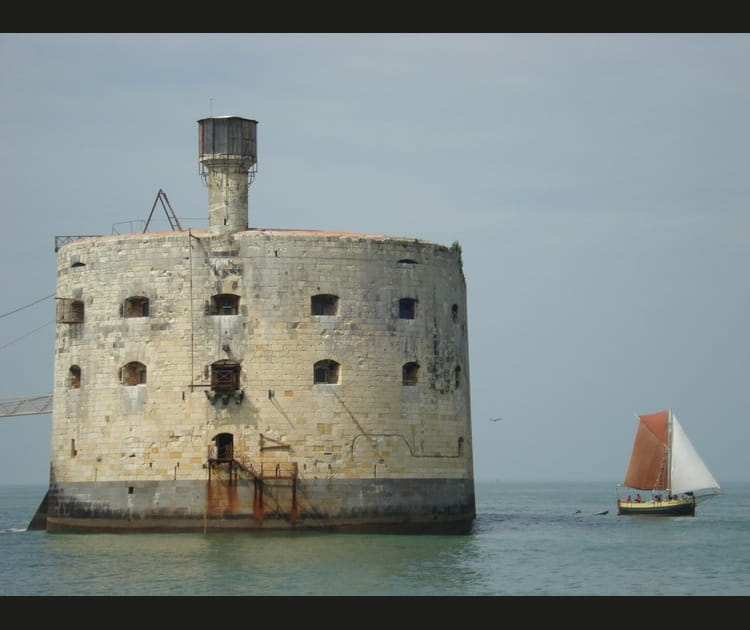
[1,33,748,486]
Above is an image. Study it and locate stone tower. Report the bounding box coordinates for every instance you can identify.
[198,116,257,233]
[31,116,476,533]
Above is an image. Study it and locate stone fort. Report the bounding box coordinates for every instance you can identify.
[30,116,475,533]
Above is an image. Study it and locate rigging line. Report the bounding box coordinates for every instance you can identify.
[0,293,56,319]
[0,320,55,351]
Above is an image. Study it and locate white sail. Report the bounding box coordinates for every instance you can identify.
[670,413,721,495]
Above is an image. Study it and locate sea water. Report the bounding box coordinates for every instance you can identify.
[1,481,747,596]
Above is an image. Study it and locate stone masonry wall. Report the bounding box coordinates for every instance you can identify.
[50,229,473,488]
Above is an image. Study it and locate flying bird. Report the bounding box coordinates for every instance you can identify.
[489,417,503,422]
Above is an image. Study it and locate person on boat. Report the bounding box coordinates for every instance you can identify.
[626,495,632,502]
[635,494,642,503]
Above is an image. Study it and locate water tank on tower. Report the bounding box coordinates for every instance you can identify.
[198,116,258,233]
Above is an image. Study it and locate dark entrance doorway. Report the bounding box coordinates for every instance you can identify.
[214,432,234,461]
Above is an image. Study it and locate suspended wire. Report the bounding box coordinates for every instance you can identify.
[0,293,55,319]
[0,320,55,351]
[0,294,56,352]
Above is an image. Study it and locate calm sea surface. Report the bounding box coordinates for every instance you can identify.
[1,481,747,596]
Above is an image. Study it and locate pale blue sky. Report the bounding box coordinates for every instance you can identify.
[1,33,748,485]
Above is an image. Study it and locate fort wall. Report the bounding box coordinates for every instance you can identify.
[44,227,475,532]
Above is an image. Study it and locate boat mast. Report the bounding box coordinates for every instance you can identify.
[666,408,673,493]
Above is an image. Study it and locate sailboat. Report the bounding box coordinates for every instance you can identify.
[617,409,723,516]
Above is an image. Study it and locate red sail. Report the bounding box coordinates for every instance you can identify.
[622,410,670,491]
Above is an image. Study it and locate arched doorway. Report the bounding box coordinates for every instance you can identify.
[214,432,234,461]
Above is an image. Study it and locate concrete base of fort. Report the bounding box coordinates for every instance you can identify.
[29,478,476,535]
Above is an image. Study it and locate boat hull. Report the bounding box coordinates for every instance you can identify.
[617,498,695,516]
